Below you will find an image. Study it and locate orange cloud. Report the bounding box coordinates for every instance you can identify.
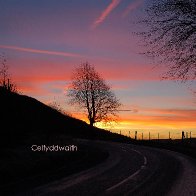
[92,0,121,29]
[117,107,196,129]
[70,107,196,128]
[89,106,195,136]
[0,45,83,58]
[143,108,196,118]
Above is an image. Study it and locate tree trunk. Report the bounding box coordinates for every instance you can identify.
[90,118,94,126]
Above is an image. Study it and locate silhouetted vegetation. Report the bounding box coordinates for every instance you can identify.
[1,88,195,195]
[68,62,121,126]
[0,87,128,144]
[139,0,196,82]
[0,87,130,195]
[0,54,17,93]
[48,99,66,115]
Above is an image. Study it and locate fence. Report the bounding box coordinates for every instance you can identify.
[112,130,195,140]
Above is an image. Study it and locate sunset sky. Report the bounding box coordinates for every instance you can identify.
[0,0,195,139]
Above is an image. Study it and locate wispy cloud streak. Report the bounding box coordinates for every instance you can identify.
[92,0,121,29]
[0,45,83,58]
[122,0,143,18]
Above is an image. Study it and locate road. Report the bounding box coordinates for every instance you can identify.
[17,140,196,196]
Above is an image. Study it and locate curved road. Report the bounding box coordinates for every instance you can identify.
[17,140,196,196]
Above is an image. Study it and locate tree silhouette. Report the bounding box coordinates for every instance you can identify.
[48,100,65,114]
[68,62,121,126]
[0,54,17,93]
[140,0,196,82]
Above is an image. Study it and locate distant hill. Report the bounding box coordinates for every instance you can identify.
[0,87,129,147]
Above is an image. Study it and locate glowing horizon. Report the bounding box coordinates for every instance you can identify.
[0,0,195,139]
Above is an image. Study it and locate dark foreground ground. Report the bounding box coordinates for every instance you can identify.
[0,87,129,195]
[1,137,195,196]
[0,88,195,195]
[132,138,196,159]
[9,141,196,196]
[0,138,108,195]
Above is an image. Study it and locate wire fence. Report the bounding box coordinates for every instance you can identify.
[110,130,196,140]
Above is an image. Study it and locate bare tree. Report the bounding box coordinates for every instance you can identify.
[0,54,17,93]
[48,99,72,117]
[139,0,196,82]
[67,62,121,126]
[48,100,65,114]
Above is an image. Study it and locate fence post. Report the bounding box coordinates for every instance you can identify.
[182,131,185,141]
[135,131,137,140]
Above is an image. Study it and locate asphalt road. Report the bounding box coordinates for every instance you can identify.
[17,140,196,196]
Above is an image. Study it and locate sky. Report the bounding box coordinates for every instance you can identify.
[0,0,195,139]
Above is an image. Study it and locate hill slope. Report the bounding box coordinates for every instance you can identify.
[0,88,130,195]
[0,87,129,147]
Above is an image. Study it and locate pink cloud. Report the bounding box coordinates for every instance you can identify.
[0,45,83,58]
[92,0,121,29]
[122,0,143,18]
